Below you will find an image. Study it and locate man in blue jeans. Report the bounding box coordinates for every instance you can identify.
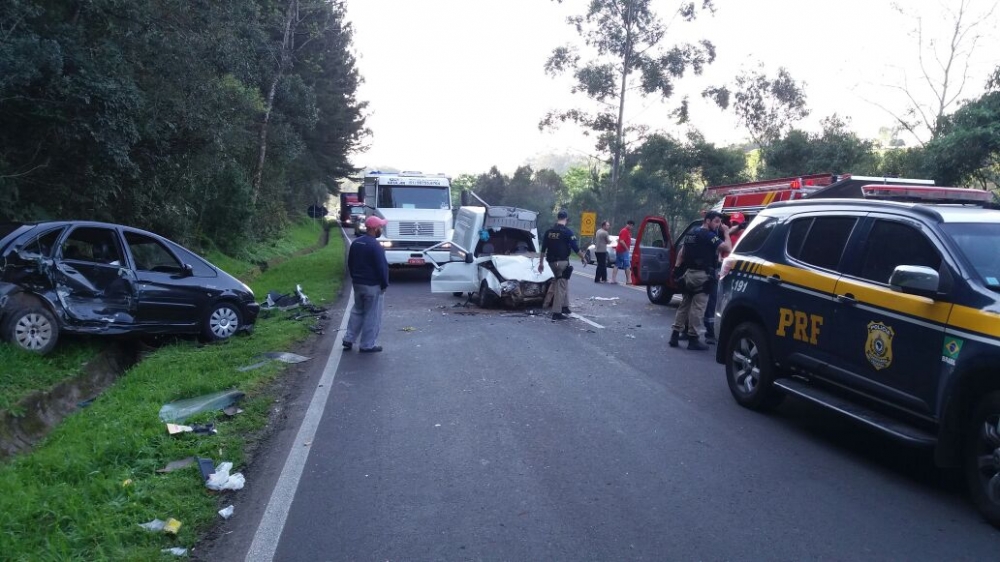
[343,216,390,353]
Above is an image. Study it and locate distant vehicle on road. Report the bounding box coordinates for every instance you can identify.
[0,221,259,354]
[584,234,623,266]
[361,170,454,268]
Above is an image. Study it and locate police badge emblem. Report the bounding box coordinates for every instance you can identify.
[865,321,895,370]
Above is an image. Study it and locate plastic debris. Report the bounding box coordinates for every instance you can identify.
[263,352,310,364]
[159,390,245,423]
[222,406,243,417]
[139,519,166,532]
[157,457,196,473]
[206,462,246,491]
[218,505,234,519]
[625,334,636,339]
[161,547,188,557]
[261,284,312,310]
[163,518,182,535]
[166,423,216,435]
[122,479,133,487]
[400,326,417,332]
[166,423,193,435]
[196,457,215,482]
[589,296,620,301]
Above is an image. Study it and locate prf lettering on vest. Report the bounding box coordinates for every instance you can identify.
[776,307,824,345]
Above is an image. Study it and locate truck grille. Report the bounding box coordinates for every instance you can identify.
[387,221,444,238]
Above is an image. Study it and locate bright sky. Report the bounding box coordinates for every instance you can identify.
[345,0,999,177]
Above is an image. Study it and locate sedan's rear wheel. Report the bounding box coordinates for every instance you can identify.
[3,301,59,355]
[204,302,243,341]
[964,391,1000,529]
[725,321,783,411]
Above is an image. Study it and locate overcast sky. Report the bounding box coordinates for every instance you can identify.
[345,0,1000,177]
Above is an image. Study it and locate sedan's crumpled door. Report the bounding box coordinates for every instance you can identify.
[54,226,138,325]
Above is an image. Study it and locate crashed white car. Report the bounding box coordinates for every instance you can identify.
[424,205,554,308]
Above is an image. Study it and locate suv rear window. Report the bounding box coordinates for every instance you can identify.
[786,216,857,271]
[733,217,776,254]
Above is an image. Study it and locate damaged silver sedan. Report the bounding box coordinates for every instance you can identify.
[0,221,260,354]
[424,204,554,308]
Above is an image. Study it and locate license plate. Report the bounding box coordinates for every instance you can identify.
[408,258,425,265]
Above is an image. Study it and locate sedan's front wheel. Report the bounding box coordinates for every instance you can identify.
[204,302,243,341]
[3,301,59,354]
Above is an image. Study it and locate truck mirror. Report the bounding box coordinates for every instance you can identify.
[465,253,474,264]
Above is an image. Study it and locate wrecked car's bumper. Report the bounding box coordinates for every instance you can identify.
[499,279,549,306]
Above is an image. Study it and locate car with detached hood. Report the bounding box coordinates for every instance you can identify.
[0,221,260,354]
[423,195,554,308]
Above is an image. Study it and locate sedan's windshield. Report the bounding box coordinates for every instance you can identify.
[377,186,450,210]
[941,223,1000,288]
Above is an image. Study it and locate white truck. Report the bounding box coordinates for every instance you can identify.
[360,170,454,267]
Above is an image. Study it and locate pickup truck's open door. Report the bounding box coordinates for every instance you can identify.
[632,217,699,305]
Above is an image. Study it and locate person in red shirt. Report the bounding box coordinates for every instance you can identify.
[611,219,634,285]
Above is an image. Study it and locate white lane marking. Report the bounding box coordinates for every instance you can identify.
[245,229,353,561]
[570,313,605,329]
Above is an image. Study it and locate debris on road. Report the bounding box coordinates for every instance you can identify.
[205,461,245,491]
[589,296,620,301]
[139,517,182,534]
[263,352,310,363]
[165,423,216,435]
[400,326,417,332]
[196,457,215,481]
[159,390,245,423]
[161,547,188,556]
[157,457,196,473]
[218,505,234,519]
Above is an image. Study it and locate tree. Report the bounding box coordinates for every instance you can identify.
[706,66,809,154]
[925,91,1000,189]
[872,0,998,145]
[541,0,718,221]
[764,116,879,177]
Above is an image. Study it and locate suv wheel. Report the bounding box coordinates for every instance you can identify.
[3,301,60,355]
[204,302,243,341]
[647,284,674,305]
[725,321,784,411]
[964,391,1000,529]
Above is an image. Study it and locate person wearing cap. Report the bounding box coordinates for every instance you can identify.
[342,215,390,353]
[538,210,586,321]
[669,211,732,350]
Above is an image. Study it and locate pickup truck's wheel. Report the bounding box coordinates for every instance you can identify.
[725,321,784,411]
[476,280,497,309]
[647,284,674,305]
[3,300,59,354]
[203,301,243,341]
[964,391,1000,529]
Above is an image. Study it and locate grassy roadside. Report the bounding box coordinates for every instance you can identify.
[0,220,345,560]
[0,218,332,415]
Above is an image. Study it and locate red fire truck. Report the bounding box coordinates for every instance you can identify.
[630,174,942,305]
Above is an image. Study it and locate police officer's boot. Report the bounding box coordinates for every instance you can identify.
[687,336,709,351]
[704,321,716,345]
[668,330,680,348]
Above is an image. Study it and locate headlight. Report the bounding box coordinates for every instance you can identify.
[380,240,392,248]
[500,280,519,294]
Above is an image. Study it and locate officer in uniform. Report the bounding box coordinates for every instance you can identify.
[538,210,587,320]
[669,211,732,350]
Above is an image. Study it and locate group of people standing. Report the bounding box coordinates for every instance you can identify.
[590,219,635,285]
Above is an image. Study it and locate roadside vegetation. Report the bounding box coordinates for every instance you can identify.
[0,219,343,561]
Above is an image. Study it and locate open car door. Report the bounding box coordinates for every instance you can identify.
[631,216,675,305]
[424,240,478,294]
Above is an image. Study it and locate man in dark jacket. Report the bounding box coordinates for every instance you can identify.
[343,216,390,353]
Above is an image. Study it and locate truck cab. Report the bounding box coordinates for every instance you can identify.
[361,171,454,267]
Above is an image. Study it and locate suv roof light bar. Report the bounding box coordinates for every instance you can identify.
[861,184,992,204]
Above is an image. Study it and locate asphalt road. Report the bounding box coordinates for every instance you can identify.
[205,233,1000,561]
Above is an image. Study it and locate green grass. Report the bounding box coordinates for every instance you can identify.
[0,221,343,561]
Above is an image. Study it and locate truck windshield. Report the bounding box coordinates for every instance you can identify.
[377,186,450,210]
[941,223,1000,289]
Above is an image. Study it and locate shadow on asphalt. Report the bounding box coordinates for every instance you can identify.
[387,266,433,284]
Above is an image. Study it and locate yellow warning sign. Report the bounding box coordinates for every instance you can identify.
[580,211,596,237]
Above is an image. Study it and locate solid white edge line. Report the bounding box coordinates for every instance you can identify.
[245,228,353,562]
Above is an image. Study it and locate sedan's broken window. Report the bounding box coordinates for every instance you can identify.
[20,228,64,258]
[61,227,125,266]
[124,231,183,273]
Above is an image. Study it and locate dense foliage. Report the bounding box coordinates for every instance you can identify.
[0,0,366,252]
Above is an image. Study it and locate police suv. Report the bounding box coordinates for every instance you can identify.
[714,184,1000,527]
